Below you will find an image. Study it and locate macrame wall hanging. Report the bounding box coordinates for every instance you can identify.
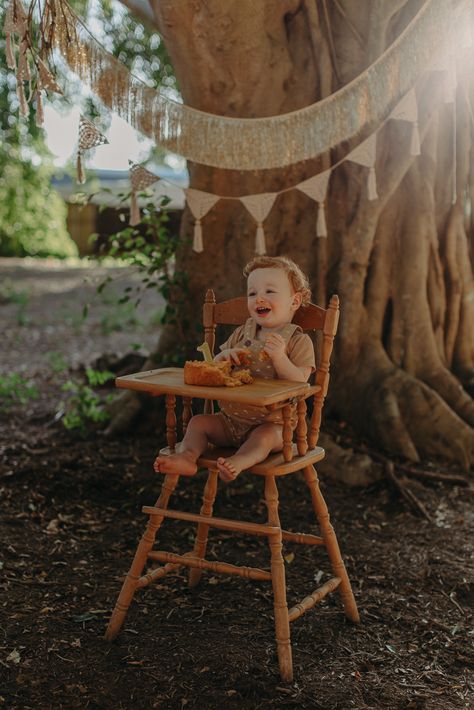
[4,0,63,122]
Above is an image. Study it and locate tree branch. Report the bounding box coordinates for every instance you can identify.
[117,0,156,28]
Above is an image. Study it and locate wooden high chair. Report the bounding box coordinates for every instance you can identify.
[105,291,360,682]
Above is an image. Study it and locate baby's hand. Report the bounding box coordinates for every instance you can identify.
[263,333,287,362]
[215,348,248,366]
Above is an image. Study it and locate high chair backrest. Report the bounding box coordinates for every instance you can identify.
[203,289,340,449]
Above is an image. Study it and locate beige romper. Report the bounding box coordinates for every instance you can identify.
[216,318,315,446]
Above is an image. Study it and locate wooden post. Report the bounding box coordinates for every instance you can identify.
[265,476,293,682]
[309,295,339,449]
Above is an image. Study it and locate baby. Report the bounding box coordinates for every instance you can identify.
[154,255,315,482]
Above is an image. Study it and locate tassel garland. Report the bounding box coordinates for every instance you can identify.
[316,202,327,237]
[193,220,203,252]
[5,34,16,69]
[128,161,161,226]
[129,190,140,226]
[410,122,421,155]
[255,223,266,255]
[17,40,30,80]
[16,82,29,117]
[367,167,378,201]
[76,151,86,184]
[35,89,44,126]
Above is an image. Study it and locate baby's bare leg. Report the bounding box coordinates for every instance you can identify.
[154,414,231,475]
[217,423,283,482]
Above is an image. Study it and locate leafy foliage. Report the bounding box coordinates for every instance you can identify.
[0,373,39,410]
[60,367,115,435]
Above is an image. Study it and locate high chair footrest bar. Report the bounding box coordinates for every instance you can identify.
[281,530,324,545]
[148,550,272,581]
[137,551,197,588]
[288,576,341,622]
[142,506,280,536]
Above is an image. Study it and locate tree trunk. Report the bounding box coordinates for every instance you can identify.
[114,0,474,471]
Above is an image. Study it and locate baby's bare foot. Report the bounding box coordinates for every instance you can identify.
[217,456,242,482]
[153,452,197,476]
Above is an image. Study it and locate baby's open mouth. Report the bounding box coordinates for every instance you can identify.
[256,306,271,314]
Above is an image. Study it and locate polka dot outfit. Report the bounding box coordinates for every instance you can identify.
[216,318,315,446]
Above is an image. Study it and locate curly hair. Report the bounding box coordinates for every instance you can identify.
[243,256,312,307]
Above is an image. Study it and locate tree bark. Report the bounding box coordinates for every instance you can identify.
[113,0,474,471]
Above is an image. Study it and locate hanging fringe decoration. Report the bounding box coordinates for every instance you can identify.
[128,161,161,226]
[367,167,378,201]
[35,89,44,126]
[76,152,86,185]
[185,189,220,253]
[76,115,109,184]
[240,193,277,255]
[410,122,421,155]
[316,202,328,238]
[4,0,16,69]
[5,34,16,70]
[255,223,266,255]
[193,219,203,252]
[296,171,331,238]
[3,0,27,70]
[37,57,63,95]
[16,82,29,117]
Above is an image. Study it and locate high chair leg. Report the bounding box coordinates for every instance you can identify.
[303,465,360,623]
[104,473,180,640]
[265,476,293,683]
[189,468,219,587]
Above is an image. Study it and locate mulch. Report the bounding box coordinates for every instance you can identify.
[0,260,473,709]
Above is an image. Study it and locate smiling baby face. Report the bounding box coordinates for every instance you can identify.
[246,267,302,330]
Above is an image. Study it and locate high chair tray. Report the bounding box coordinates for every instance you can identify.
[116,367,313,406]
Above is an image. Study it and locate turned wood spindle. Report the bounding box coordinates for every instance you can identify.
[265,475,293,682]
[165,394,177,451]
[296,398,308,455]
[282,404,293,462]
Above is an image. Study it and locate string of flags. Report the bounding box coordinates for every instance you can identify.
[76,62,454,255]
[92,70,449,255]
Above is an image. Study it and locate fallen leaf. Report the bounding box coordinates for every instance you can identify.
[6,649,20,664]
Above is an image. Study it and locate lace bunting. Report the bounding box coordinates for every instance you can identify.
[128,162,161,226]
[76,115,109,184]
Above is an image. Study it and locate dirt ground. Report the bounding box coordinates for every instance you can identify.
[1,258,473,710]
